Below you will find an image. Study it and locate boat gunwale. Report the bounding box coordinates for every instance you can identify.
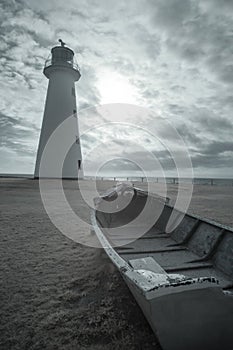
[134,187,233,234]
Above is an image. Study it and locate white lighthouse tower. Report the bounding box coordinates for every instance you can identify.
[34,39,83,179]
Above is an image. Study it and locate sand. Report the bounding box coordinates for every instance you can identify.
[0,179,160,350]
[1,178,233,350]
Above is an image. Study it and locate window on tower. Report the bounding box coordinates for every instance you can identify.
[72,87,75,96]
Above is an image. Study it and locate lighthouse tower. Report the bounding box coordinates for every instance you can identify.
[34,39,83,179]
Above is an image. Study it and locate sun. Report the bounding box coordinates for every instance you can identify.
[97,69,139,105]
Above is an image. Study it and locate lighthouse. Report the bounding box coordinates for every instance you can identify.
[34,39,83,179]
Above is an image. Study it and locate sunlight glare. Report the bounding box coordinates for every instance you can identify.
[97,69,139,105]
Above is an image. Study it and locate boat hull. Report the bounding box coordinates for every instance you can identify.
[91,184,233,350]
[126,280,233,350]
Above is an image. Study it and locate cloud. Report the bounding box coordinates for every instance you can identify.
[199,141,233,156]
[0,0,232,176]
[0,112,38,155]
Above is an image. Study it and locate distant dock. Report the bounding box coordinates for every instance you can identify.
[86,176,233,187]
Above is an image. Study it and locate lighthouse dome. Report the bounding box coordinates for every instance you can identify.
[51,46,74,65]
[43,40,80,81]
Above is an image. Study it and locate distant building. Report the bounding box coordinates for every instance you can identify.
[34,40,83,179]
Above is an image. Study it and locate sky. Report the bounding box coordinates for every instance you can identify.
[0,0,233,177]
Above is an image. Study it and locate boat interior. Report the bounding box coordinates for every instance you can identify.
[96,188,233,293]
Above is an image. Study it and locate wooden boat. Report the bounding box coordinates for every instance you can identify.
[91,183,233,350]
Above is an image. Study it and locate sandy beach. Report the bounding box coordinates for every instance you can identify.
[1,178,233,350]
